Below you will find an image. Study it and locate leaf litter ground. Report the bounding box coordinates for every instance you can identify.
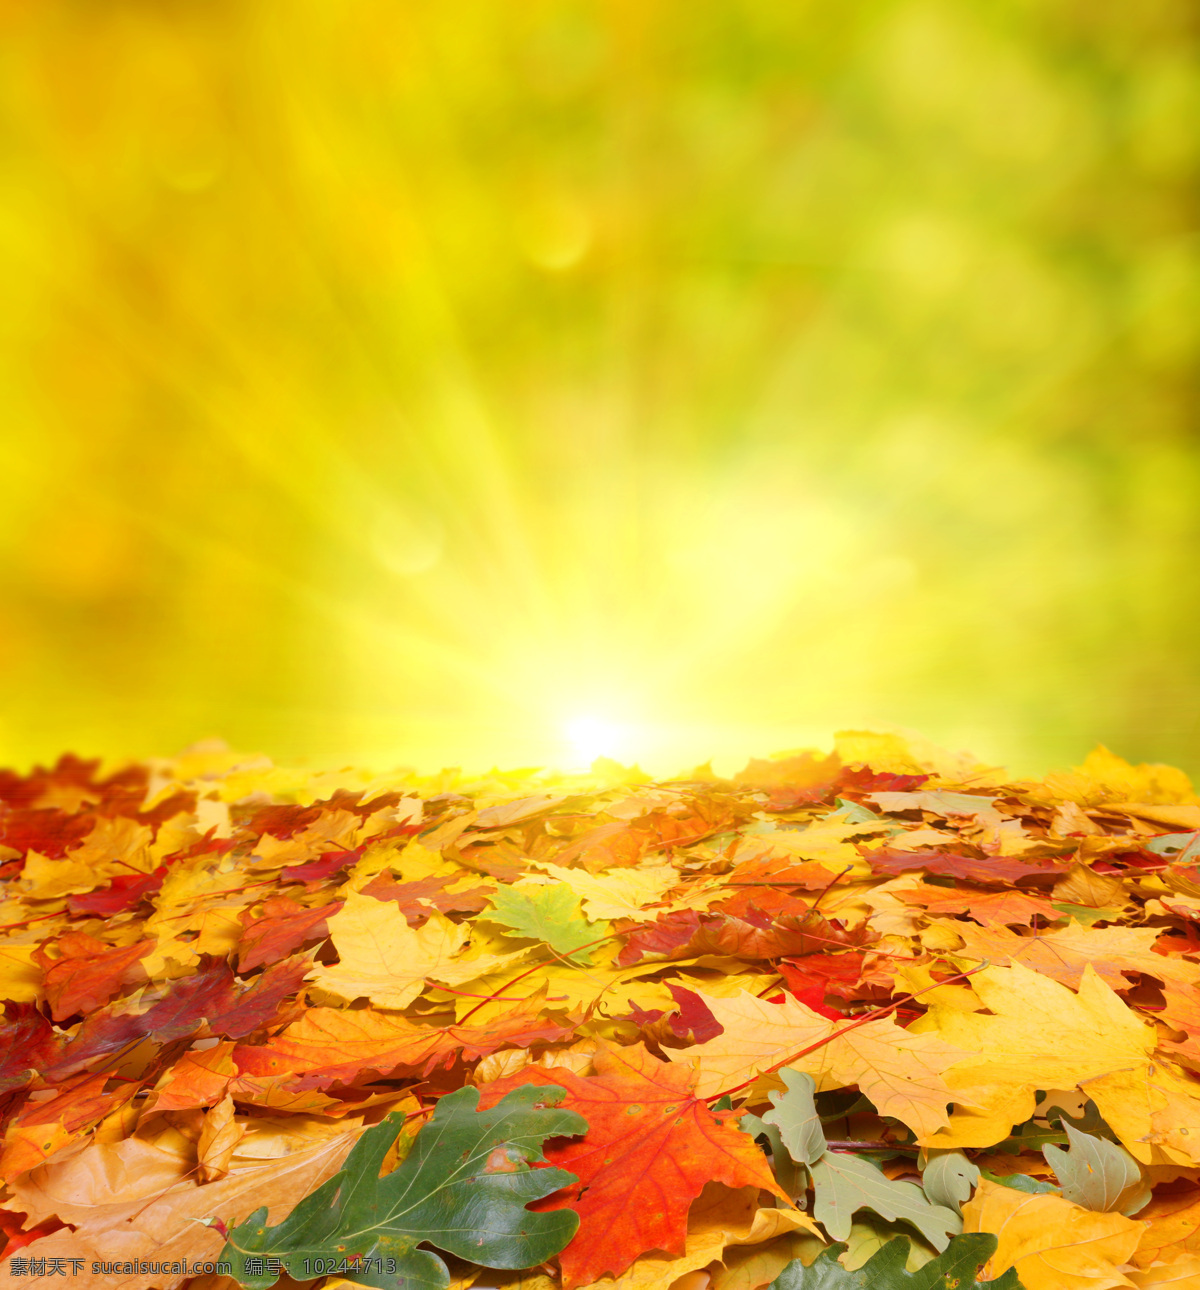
[2,733,1200,1289]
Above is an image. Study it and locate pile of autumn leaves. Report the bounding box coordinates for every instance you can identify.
[2,733,1200,1290]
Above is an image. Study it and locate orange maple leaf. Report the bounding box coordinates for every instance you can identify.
[476,1040,787,1287]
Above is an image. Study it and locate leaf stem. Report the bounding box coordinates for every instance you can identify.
[704,960,989,1104]
[810,865,854,910]
[823,1140,920,1154]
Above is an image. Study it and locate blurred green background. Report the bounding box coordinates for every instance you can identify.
[0,0,1197,779]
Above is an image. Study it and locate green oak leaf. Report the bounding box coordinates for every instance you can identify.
[220,1084,587,1290]
[767,1234,1023,1289]
[979,1169,1059,1196]
[1043,1123,1151,1216]
[763,1069,827,1168]
[741,1113,805,1201]
[485,882,608,963]
[810,1152,961,1251]
[920,1151,979,1215]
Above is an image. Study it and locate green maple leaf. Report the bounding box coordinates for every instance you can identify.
[220,1084,587,1290]
[485,882,608,963]
[767,1234,1024,1289]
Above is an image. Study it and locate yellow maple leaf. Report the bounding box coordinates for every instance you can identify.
[448,952,686,1022]
[666,989,973,1140]
[1035,746,1198,812]
[19,850,102,900]
[731,812,891,871]
[0,940,42,1004]
[963,1178,1142,1290]
[916,962,1167,1158]
[943,919,1200,992]
[310,893,523,1009]
[528,861,681,921]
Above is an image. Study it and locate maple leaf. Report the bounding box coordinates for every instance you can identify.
[152,1042,238,1111]
[962,1178,1142,1290]
[868,849,1064,887]
[917,962,1158,1157]
[237,895,343,971]
[734,750,843,796]
[0,1072,140,1180]
[725,855,853,890]
[527,860,682,922]
[7,732,1200,1287]
[476,1040,787,1287]
[671,989,972,1140]
[33,932,153,1021]
[43,955,310,1082]
[358,871,493,923]
[234,989,574,1089]
[472,794,571,829]
[0,1120,362,1290]
[891,885,1055,927]
[943,919,1200,992]
[210,954,312,1038]
[579,1183,820,1290]
[0,1004,59,1094]
[778,952,870,1000]
[0,808,92,859]
[553,821,652,871]
[484,882,609,963]
[617,908,872,966]
[66,865,168,917]
[309,892,523,1009]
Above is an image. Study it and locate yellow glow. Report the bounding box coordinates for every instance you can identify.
[0,3,1197,779]
[563,716,629,771]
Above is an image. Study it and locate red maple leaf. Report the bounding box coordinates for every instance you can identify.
[0,1211,64,1261]
[67,865,168,917]
[248,802,322,840]
[476,1041,786,1286]
[618,907,872,965]
[664,983,722,1042]
[281,847,362,885]
[33,932,153,1021]
[0,1005,60,1094]
[0,808,92,859]
[836,766,930,796]
[44,957,310,1083]
[778,950,869,1000]
[209,955,311,1039]
[867,847,1064,886]
[238,896,343,971]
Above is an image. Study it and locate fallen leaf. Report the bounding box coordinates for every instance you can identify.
[671,990,972,1140]
[309,893,520,1009]
[962,1177,1142,1289]
[477,1041,787,1286]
